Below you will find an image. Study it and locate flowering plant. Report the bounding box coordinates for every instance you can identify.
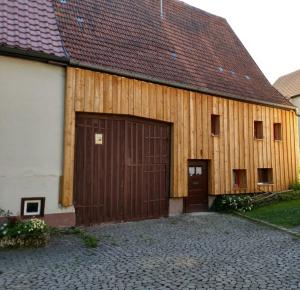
[0,218,47,238]
[212,195,254,212]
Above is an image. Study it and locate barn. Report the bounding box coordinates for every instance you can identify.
[0,0,299,226]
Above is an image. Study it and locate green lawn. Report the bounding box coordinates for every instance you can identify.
[245,198,300,228]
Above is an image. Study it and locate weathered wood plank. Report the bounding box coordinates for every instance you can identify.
[62,67,76,206]
[62,67,299,205]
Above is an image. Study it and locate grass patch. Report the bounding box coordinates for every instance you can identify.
[52,227,99,248]
[244,198,300,228]
[253,190,300,207]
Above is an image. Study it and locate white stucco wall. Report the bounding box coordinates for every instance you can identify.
[0,55,74,215]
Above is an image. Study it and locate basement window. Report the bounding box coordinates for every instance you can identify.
[21,197,45,217]
[257,168,273,185]
[274,123,282,141]
[233,169,247,189]
[211,114,220,136]
[254,121,263,139]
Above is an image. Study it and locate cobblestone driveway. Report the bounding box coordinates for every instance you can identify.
[0,213,299,290]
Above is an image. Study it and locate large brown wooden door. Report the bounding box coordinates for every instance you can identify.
[74,114,170,225]
[185,160,209,213]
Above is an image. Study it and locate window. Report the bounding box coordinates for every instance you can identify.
[211,114,220,136]
[254,121,263,139]
[233,169,247,189]
[274,123,282,140]
[21,197,45,217]
[257,168,273,184]
[189,166,203,176]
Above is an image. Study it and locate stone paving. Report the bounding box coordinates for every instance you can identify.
[0,213,299,290]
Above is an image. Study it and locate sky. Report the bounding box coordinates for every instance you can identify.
[182,0,300,84]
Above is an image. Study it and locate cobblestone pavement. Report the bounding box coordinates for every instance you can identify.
[0,213,299,290]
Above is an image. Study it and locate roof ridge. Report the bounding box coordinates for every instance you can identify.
[168,0,226,21]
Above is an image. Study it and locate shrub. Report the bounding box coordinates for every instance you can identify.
[0,218,49,248]
[0,218,47,238]
[212,195,254,212]
[289,183,300,191]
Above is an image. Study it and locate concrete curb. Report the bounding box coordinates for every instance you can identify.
[234,212,300,238]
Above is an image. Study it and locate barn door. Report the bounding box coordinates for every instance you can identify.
[74,114,170,225]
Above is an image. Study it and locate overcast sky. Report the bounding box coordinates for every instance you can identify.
[182,0,300,84]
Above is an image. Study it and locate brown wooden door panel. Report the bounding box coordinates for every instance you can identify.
[74,114,170,225]
[185,160,209,213]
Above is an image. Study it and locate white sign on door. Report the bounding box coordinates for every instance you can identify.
[95,133,103,145]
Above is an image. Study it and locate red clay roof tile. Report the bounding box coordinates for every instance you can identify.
[0,0,293,107]
[53,0,292,107]
[0,0,66,58]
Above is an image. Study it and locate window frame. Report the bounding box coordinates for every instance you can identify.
[21,197,45,218]
[273,123,282,141]
[211,114,220,136]
[257,168,273,185]
[232,169,247,189]
[254,120,263,140]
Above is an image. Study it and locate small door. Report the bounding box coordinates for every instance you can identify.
[185,160,209,212]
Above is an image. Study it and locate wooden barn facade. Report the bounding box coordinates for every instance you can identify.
[61,68,299,224]
[0,0,299,226]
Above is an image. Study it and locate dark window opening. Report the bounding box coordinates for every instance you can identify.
[21,197,45,217]
[258,168,273,184]
[26,202,39,213]
[274,123,282,140]
[254,121,263,139]
[233,169,247,188]
[211,114,220,136]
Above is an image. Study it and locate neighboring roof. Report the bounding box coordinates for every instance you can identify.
[0,0,66,59]
[274,70,300,99]
[53,0,292,107]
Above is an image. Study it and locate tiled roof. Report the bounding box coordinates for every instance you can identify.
[53,0,292,107]
[274,70,300,99]
[0,0,66,59]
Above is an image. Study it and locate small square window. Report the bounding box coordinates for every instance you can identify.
[233,169,247,189]
[274,123,282,140]
[211,114,220,136]
[21,197,45,217]
[254,121,263,139]
[257,168,273,184]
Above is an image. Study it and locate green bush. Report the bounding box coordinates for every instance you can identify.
[289,182,300,191]
[0,218,49,248]
[212,195,254,212]
[0,217,48,238]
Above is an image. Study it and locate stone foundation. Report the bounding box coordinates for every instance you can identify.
[169,198,184,216]
[0,212,76,228]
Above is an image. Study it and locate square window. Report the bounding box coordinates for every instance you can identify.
[254,121,263,139]
[233,169,247,188]
[257,168,273,184]
[211,114,220,136]
[274,123,282,140]
[21,197,45,217]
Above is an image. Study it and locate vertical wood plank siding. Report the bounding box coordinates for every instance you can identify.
[62,67,299,206]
